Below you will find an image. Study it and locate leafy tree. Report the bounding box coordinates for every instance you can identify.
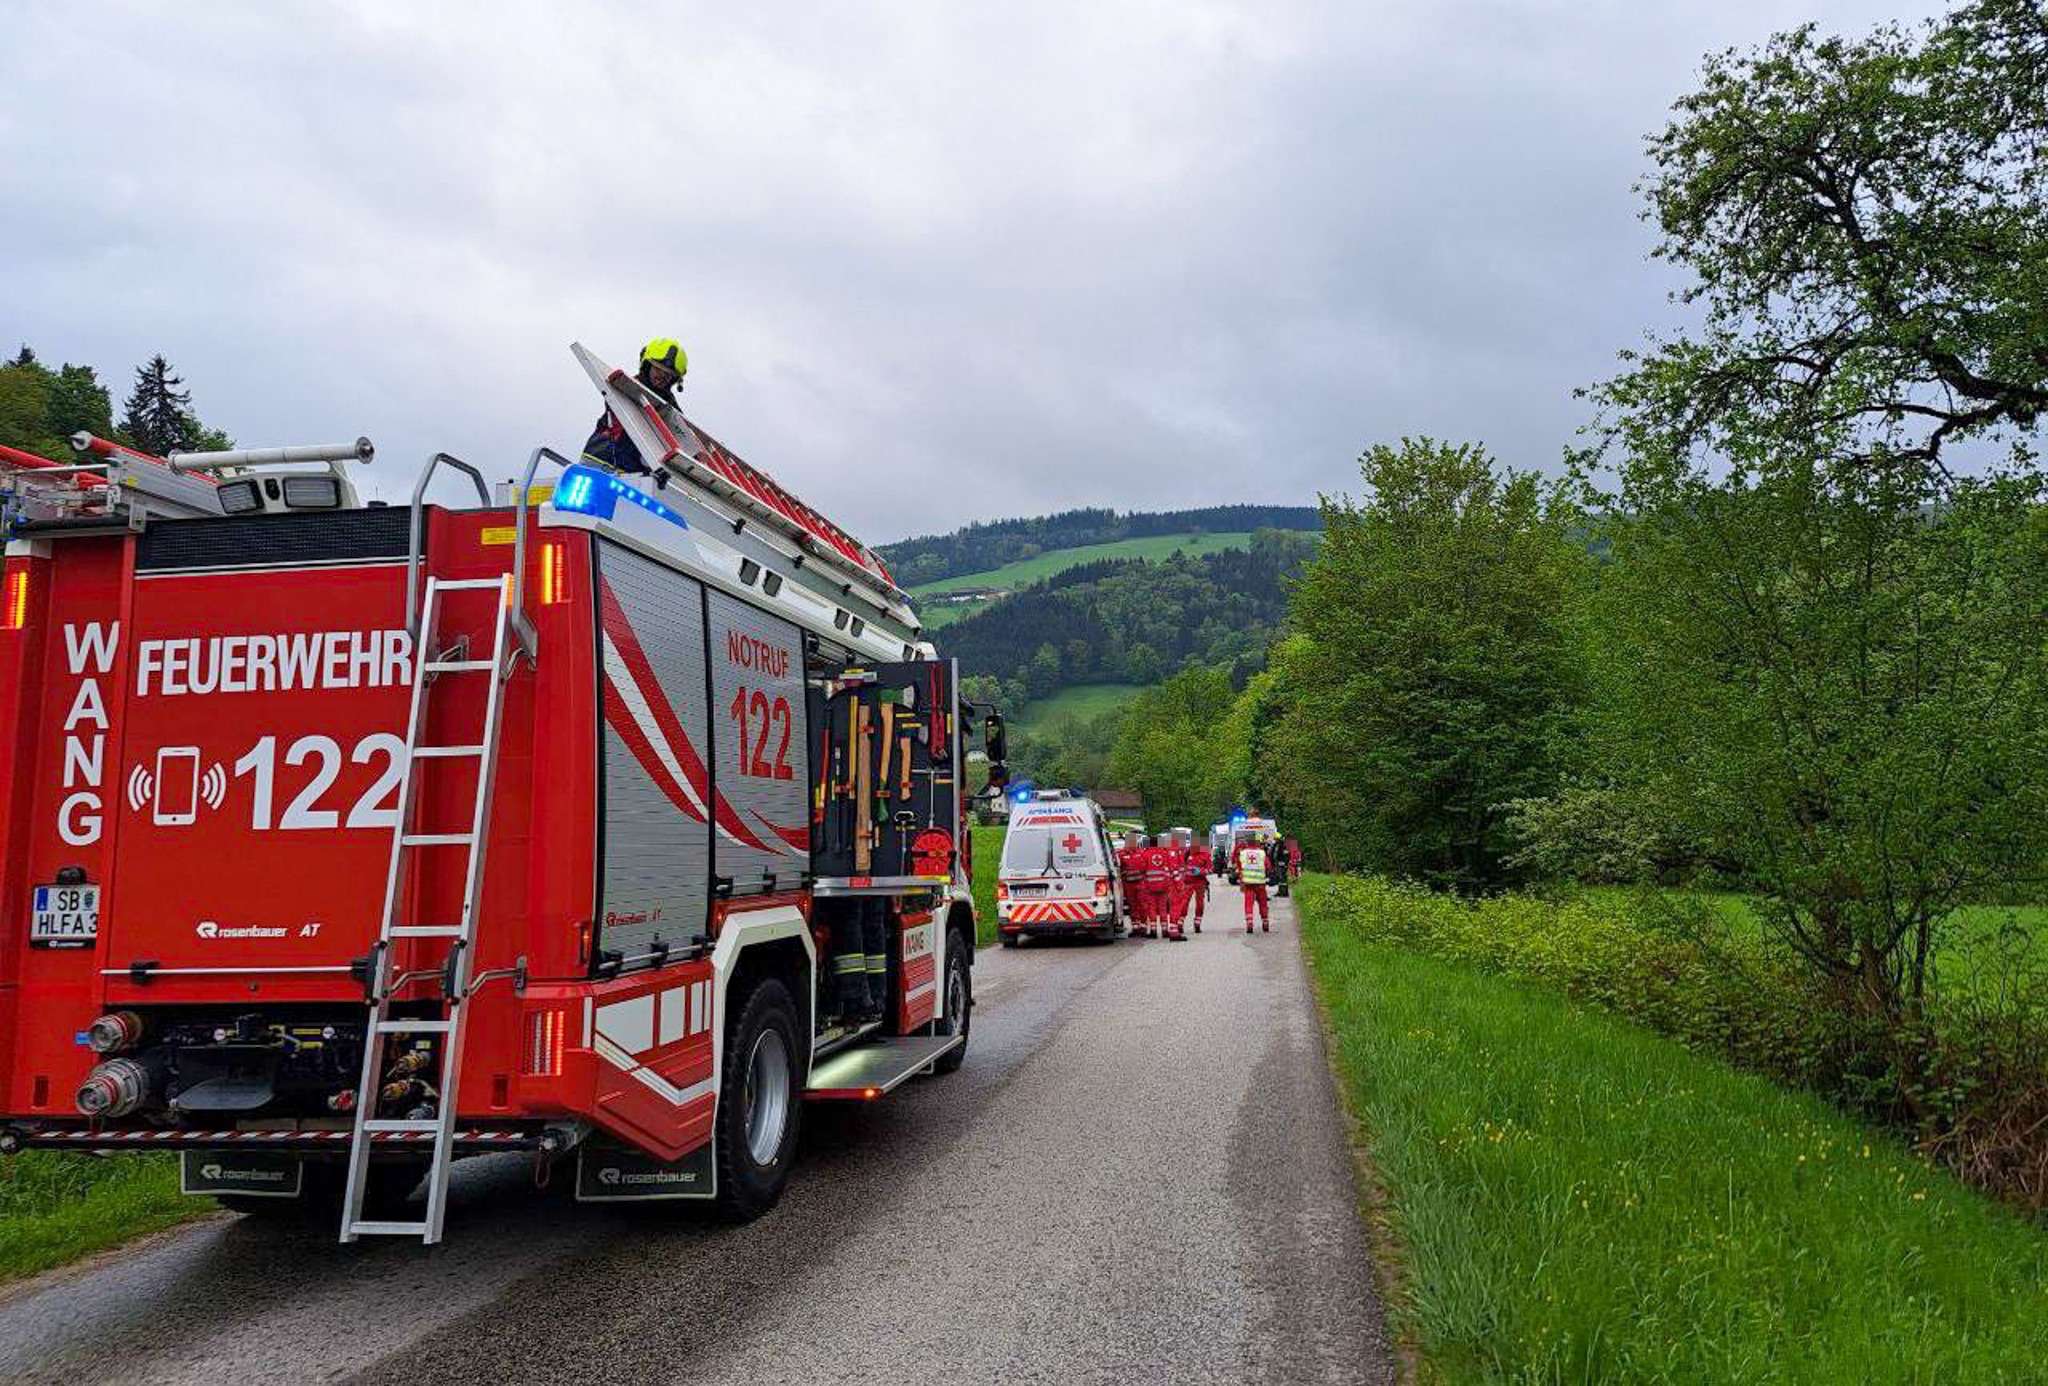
[1585,463,2048,1029]
[1592,0,2048,484]
[11,345,37,368]
[1263,439,1587,891]
[1104,666,1236,829]
[0,357,60,460]
[1023,643,1063,700]
[120,354,198,457]
[45,364,114,443]
[1582,0,2048,1037]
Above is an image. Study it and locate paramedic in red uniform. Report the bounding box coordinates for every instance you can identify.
[1163,839,1189,932]
[1142,837,1182,940]
[1184,841,1208,932]
[1118,833,1146,934]
[1127,834,1154,937]
[1232,836,1272,933]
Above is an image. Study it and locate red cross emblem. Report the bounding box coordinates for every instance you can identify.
[1061,833,1083,853]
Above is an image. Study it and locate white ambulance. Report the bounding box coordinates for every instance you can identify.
[994,791,1125,946]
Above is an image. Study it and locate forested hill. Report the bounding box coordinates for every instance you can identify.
[881,504,1321,587]
[946,529,1314,707]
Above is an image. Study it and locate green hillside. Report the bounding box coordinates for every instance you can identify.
[1013,683,1145,733]
[912,531,1257,597]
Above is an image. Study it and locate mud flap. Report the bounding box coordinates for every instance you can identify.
[574,1138,716,1202]
[180,1150,304,1198]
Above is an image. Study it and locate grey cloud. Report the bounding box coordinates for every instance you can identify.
[1,0,1927,540]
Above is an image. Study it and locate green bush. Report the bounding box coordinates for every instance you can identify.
[1301,875,2048,1215]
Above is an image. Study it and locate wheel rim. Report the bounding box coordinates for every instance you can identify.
[744,1028,792,1166]
[941,956,968,1036]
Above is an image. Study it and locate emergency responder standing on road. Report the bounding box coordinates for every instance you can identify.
[1233,835,1272,933]
[1141,835,1182,941]
[1184,839,1208,933]
[583,338,688,475]
[1163,836,1189,933]
[1118,832,1145,936]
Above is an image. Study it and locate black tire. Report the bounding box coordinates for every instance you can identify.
[999,932,1019,948]
[216,1157,422,1222]
[931,928,972,1074]
[714,977,804,1221]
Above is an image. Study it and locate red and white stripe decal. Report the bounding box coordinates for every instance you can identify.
[597,579,804,857]
[593,978,716,1107]
[1008,900,1096,924]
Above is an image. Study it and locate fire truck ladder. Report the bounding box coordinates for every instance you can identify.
[340,573,519,1244]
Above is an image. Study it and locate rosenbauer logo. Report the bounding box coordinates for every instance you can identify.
[199,1162,289,1185]
[596,1165,698,1187]
[194,920,292,941]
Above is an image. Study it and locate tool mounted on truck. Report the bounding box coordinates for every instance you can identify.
[0,346,1003,1243]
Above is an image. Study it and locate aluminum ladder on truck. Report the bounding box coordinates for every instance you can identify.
[339,573,518,1244]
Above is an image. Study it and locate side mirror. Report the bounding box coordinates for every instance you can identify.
[984,710,1008,765]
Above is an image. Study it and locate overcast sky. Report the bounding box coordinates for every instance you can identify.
[1,0,1928,542]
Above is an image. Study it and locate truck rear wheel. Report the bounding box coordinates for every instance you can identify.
[932,927,972,1074]
[714,977,804,1221]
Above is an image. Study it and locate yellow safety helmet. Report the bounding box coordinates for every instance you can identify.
[640,338,688,377]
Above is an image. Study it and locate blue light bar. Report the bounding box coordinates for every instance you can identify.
[550,463,689,532]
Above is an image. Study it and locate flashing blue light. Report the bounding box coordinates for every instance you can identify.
[551,463,689,533]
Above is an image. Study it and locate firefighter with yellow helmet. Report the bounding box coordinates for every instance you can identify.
[582,338,688,474]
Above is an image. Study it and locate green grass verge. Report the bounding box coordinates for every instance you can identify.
[910,532,1257,597]
[971,822,1003,947]
[1013,683,1145,734]
[1297,876,2048,1383]
[0,1152,203,1282]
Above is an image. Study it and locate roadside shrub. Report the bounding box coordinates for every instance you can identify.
[1301,874,2048,1215]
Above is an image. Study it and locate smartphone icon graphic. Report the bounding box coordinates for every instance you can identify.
[154,746,200,826]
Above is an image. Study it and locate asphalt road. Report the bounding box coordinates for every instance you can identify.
[0,891,1393,1385]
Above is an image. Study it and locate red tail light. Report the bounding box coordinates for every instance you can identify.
[995,883,1009,900]
[1094,877,1110,898]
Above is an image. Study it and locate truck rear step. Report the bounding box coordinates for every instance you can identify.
[805,1034,964,1100]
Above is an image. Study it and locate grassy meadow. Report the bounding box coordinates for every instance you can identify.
[1013,682,1145,733]
[910,531,1258,598]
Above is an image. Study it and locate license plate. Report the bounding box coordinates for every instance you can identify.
[30,883,99,948]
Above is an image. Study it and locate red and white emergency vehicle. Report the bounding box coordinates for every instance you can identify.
[994,791,1123,946]
[0,346,995,1242]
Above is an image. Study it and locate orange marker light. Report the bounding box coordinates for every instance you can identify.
[526,1008,566,1076]
[2,570,28,630]
[539,542,567,605]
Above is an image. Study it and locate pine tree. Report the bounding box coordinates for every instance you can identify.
[11,345,37,368]
[120,355,197,457]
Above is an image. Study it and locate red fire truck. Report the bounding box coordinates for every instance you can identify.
[0,347,998,1243]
